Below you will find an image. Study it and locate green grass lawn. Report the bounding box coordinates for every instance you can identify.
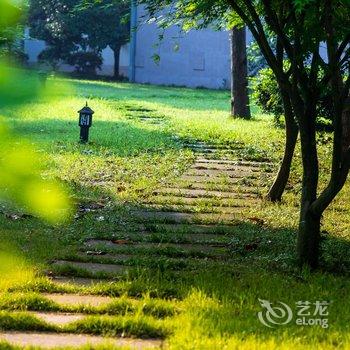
[0,77,349,349]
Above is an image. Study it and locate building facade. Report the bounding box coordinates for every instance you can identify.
[24,7,252,89]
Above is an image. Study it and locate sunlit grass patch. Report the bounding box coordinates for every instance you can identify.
[0,247,34,292]
[0,78,349,348]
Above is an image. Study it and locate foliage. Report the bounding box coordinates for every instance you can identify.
[28,0,83,69]
[1,79,350,347]
[74,0,130,52]
[0,1,27,65]
[66,51,103,76]
[28,0,130,76]
[141,0,350,266]
[247,38,274,76]
[252,66,284,123]
[0,1,71,223]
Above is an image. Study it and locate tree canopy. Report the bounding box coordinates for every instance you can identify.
[141,0,350,267]
[28,0,130,77]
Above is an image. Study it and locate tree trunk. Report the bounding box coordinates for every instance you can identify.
[297,106,320,268]
[267,89,298,202]
[297,205,321,269]
[113,46,121,79]
[267,116,298,201]
[230,26,251,119]
[341,96,350,156]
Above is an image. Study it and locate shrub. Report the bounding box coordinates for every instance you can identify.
[252,65,334,130]
[67,51,103,77]
[251,67,283,124]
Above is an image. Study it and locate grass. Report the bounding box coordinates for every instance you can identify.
[0,77,349,349]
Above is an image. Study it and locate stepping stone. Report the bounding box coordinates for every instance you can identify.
[43,294,112,307]
[132,210,239,224]
[51,261,129,275]
[50,276,106,286]
[86,231,227,244]
[144,223,238,234]
[195,158,270,167]
[187,168,258,178]
[144,196,256,208]
[85,239,227,254]
[175,181,259,193]
[77,252,133,262]
[0,332,161,349]
[180,174,249,184]
[190,148,238,154]
[31,312,85,326]
[145,203,246,214]
[153,188,256,199]
[191,162,260,172]
[139,118,164,124]
[184,142,242,150]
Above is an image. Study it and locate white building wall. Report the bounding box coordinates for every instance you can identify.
[24,29,129,77]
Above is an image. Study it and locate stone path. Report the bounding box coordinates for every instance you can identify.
[0,332,161,349]
[47,139,270,294]
[0,138,272,349]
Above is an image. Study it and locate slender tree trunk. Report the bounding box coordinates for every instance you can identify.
[113,45,121,79]
[267,117,298,201]
[230,26,251,119]
[267,89,298,202]
[297,106,320,268]
[297,204,321,268]
[341,97,350,155]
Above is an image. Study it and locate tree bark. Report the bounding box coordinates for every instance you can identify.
[113,45,121,79]
[296,105,320,268]
[297,205,321,269]
[267,116,298,201]
[267,88,298,201]
[231,26,251,119]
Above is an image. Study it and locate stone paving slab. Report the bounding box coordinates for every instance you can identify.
[145,196,257,208]
[195,157,273,168]
[191,163,260,172]
[51,261,129,275]
[43,294,113,307]
[30,312,85,326]
[187,168,259,178]
[145,204,247,214]
[180,174,250,184]
[132,210,239,224]
[184,143,244,150]
[174,181,260,193]
[77,252,133,261]
[0,332,161,349]
[153,187,256,199]
[50,276,107,286]
[85,239,227,254]
[186,146,239,154]
[144,223,239,234]
[87,231,229,244]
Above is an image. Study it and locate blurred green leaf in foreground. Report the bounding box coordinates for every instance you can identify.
[0,0,72,286]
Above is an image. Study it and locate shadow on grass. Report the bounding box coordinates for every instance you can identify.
[2,187,350,346]
[13,118,181,158]
[67,78,233,112]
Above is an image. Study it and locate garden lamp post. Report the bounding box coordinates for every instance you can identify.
[78,102,94,143]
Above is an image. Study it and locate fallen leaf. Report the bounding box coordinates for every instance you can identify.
[244,243,258,251]
[112,239,132,245]
[248,217,265,225]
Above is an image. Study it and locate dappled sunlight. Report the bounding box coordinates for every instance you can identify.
[0,118,72,223]
[0,244,34,292]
